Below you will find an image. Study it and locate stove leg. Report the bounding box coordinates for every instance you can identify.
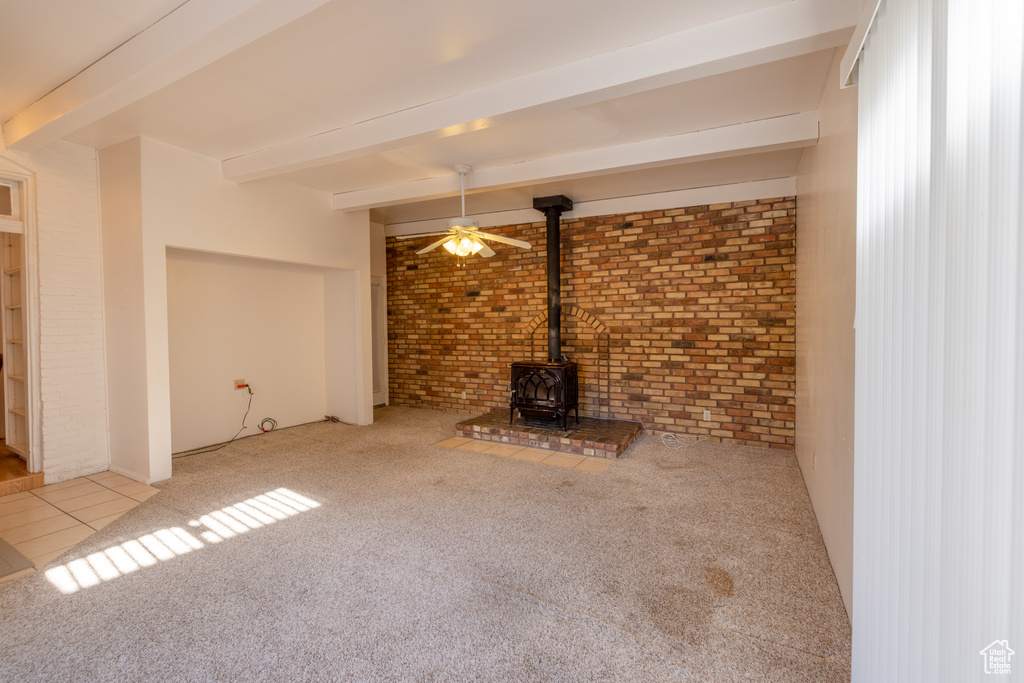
[510,407,514,425]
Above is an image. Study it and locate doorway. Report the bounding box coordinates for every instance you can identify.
[371,275,388,407]
[0,175,38,489]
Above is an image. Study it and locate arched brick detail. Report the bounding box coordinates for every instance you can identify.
[520,306,612,418]
[523,311,546,336]
[522,306,609,336]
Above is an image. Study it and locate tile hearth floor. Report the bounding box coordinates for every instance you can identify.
[436,436,614,473]
[0,472,159,582]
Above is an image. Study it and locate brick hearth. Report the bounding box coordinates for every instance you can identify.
[455,408,643,459]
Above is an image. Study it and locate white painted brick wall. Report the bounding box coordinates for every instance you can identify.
[1,141,109,482]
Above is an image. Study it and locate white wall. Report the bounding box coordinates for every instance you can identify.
[99,138,149,483]
[2,140,109,483]
[166,250,328,453]
[101,136,373,483]
[794,50,857,618]
[324,268,361,419]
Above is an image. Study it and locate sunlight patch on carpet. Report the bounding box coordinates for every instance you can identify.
[44,488,320,594]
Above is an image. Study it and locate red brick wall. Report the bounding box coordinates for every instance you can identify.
[386,197,796,448]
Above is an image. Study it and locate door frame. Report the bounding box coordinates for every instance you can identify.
[0,164,41,473]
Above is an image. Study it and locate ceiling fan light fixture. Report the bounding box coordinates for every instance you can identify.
[400,164,529,265]
[443,235,484,257]
[443,164,484,265]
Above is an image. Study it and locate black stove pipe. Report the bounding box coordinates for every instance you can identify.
[532,195,574,361]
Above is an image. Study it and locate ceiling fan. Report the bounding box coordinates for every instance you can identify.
[397,165,531,266]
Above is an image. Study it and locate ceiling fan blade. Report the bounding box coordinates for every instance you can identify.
[478,244,496,258]
[397,231,452,240]
[416,236,454,254]
[475,232,532,249]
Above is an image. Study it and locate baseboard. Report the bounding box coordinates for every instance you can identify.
[107,463,149,485]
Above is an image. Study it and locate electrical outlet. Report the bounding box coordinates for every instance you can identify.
[703,409,711,422]
[461,390,467,400]
[234,378,247,390]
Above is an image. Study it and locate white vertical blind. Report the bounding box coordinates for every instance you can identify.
[854,0,1023,680]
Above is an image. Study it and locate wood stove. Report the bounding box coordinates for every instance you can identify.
[510,360,578,430]
[509,194,580,431]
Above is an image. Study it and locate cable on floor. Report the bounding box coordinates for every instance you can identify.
[659,431,701,450]
[606,415,700,450]
[173,384,254,460]
[172,413,351,459]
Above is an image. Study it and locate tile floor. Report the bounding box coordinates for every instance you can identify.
[436,436,615,473]
[0,472,159,581]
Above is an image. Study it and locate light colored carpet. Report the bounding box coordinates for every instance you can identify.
[0,407,850,681]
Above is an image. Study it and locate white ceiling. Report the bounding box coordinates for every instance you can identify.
[0,0,185,122]
[0,0,861,226]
